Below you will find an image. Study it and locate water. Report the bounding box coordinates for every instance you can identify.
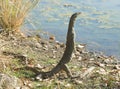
[24,0,120,59]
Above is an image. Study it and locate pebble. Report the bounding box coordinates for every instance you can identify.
[76,44,85,49]
[60,43,65,48]
[35,64,43,69]
[74,80,83,84]
[81,66,95,78]
[96,68,107,75]
[89,58,94,61]
[65,83,71,88]
[43,45,48,50]
[104,59,111,63]
[35,43,42,48]
[36,75,43,81]
[75,51,80,57]
[15,87,21,89]
[49,36,55,41]
[78,56,82,61]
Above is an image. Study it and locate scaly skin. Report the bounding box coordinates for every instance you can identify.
[36,12,81,79]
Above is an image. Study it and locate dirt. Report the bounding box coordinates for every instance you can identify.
[0,33,120,89]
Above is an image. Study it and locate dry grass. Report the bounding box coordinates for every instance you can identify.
[0,0,39,35]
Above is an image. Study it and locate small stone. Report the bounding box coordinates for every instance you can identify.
[78,56,82,61]
[99,63,105,67]
[73,66,77,69]
[104,59,110,63]
[65,83,71,88]
[94,62,105,68]
[52,50,57,53]
[74,80,83,84]
[28,83,32,88]
[52,55,56,59]
[115,65,120,69]
[60,43,65,48]
[56,41,60,44]
[0,73,23,89]
[72,53,76,58]
[75,51,80,56]
[96,68,107,75]
[15,87,21,89]
[89,58,94,61]
[28,64,34,67]
[43,45,48,50]
[81,66,95,78]
[55,44,60,49]
[35,64,43,69]
[35,43,42,48]
[41,41,48,46]
[49,36,55,41]
[77,44,85,49]
[36,75,43,81]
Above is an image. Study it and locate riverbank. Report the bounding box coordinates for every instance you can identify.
[0,33,120,89]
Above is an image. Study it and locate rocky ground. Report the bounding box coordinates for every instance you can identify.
[0,33,120,89]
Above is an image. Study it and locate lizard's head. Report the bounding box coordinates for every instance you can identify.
[71,12,81,19]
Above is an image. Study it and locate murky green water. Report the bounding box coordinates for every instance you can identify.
[24,0,120,59]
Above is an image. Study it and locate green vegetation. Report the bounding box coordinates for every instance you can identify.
[0,0,39,35]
